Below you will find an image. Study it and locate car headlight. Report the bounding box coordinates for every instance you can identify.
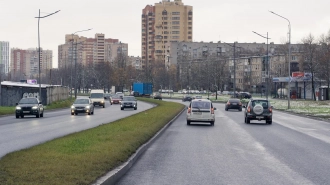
[32,106,38,109]
[85,106,90,109]
[16,106,22,110]
[71,105,75,109]
[101,101,104,103]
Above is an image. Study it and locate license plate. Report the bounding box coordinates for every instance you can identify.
[256,116,263,119]
[232,103,237,105]
[77,109,83,111]
[194,112,202,115]
[23,111,30,113]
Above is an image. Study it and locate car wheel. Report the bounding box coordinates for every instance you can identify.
[210,121,214,126]
[134,107,137,110]
[267,120,272,124]
[36,111,40,118]
[75,113,78,115]
[40,111,44,117]
[246,117,250,124]
[187,120,190,125]
[103,105,105,108]
[121,107,124,110]
[16,115,19,119]
[21,115,24,118]
[88,111,91,115]
[71,112,74,115]
[225,108,228,111]
[244,117,247,123]
[91,109,94,115]
[239,108,242,111]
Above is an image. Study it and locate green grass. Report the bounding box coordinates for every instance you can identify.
[0,98,75,116]
[0,98,185,185]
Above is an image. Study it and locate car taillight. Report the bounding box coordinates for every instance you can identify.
[239,102,242,106]
[211,108,214,114]
[187,107,191,114]
[269,107,272,113]
[247,107,251,113]
[227,102,230,105]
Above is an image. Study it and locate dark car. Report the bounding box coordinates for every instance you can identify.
[153,92,162,100]
[225,99,242,111]
[239,92,252,99]
[243,98,273,124]
[120,96,137,110]
[71,98,94,115]
[182,95,193,102]
[104,93,111,100]
[110,94,122,105]
[15,97,44,118]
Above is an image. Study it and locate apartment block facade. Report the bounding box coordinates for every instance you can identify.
[0,41,10,75]
[167,41,304,92]
[58,33,128,69]
[141,0,193,69]
[10,48,52,80]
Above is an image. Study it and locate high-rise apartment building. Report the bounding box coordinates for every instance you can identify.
[10,48,52,80]
[58,33,127,69]
[0,41,10,74]
[141,0,193,69]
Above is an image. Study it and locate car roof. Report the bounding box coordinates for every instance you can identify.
[250,98,268,101]
[191,99,211,102]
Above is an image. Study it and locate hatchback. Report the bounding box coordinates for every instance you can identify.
[186,99,216,126]
[225,99,242,111]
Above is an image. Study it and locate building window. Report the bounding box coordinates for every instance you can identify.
[162,17,168,20]
[188,22,192,25]
[172,26,180,29]
[188,27,192,30]
[172,36,179,39]
[188,17,192,20]
[188,36,192,39]
[188,31,192,34]
[172,31,180,34]
[172,17,180,20]
[172,12,180,15]
[162,10,167,15]
[292,55,297,61]
[172,21,180,25]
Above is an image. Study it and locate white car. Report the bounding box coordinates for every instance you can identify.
[186,99,216,126]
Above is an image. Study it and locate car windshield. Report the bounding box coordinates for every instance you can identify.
[123,97,135,101]
[19,98,38,104]
[112,95,120,99]
[74,99,89,104]
[191,101,210,109]
[90,93,103,98]
[252,100,269,108]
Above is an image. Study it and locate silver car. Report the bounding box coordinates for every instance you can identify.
[120,96,137,110]
[186,99,216,126]
[71,98,95,115]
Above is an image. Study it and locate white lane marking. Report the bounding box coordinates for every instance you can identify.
[215,110,313,184]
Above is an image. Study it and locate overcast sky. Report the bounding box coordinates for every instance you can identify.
[1,0,330,68]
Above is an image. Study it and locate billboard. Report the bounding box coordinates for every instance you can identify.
[27,79,37,84]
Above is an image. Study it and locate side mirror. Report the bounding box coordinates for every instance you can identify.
[104,97,106,99]
[214,107,217,110]
[271,105,274,109]
[39,101,42,104]
[16,103,18,105]
[242,105,246,108]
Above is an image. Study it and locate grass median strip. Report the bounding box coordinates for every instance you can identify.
[0,98,185,185]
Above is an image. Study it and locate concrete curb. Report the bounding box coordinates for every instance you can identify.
[92,106,187,185]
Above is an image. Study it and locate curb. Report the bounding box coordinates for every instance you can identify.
[273,109,330,123]
[92,106,187,185]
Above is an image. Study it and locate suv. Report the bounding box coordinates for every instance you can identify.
[186,99,216,126]
[243,98,272,124]
[15,97,44,118]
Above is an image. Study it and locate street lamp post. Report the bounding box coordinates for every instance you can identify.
[270,11,291,109]
[35,9,60,102]
[224,42,240,97]
[252,31,271,100]
[70,28,92,99]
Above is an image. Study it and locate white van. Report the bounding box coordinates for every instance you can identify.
[90,89,105,108]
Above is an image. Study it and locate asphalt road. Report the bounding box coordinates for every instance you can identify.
[0,100,154,158]
[117,99,330,185]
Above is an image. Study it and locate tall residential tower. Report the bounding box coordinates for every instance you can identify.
[141,0,193,69]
